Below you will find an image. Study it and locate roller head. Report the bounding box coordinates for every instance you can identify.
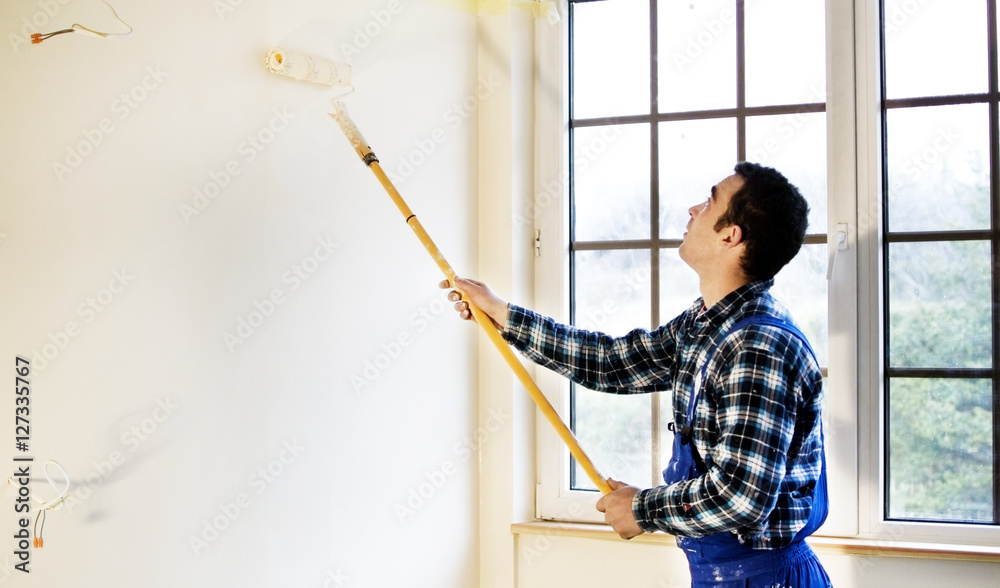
[265,48,353,88]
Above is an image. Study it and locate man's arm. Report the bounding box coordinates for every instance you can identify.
[441,277,681,394]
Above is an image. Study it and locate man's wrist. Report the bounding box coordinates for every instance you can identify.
[497,303,510,330]
[632,488,658,533]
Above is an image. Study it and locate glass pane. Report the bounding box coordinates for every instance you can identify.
[888,378,993,522]
[572,248,653,491]
[885,104,990,232]
[657,0,737,113]
[573,249,652,335]
[574,123,651,241]
[655,249,698,488]
[657,392,674,486]
[746,112,828,234]
[772,243,829,367]
[745,0,826,107]
[573,386,652,491]
[573,0,651,119]
[888,240,992,369]
[659,247,700,322]
[883,0,987,99]
[658,118,737,240]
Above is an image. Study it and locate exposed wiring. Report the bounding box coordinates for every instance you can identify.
[34,510,45,548]
[31,0,132,45]
[5,460,71,548]
[38,460,71,511]
[30,28,75,44]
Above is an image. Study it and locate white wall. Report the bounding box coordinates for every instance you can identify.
[0,1,483,586]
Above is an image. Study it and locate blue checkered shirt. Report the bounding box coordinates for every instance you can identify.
[503,280,825,549]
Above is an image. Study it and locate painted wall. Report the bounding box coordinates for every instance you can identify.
[0,1,483,586]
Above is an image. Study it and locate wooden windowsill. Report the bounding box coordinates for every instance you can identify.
[510,521,1000,563]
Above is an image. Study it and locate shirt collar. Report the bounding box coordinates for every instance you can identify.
[694,279,775,328]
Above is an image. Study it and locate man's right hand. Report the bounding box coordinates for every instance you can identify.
[439,277,510,329]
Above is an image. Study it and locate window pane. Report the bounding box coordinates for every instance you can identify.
[572,248,653,491]
[573,249,652,335]
[574,123,650,241]
[746,112,828,234]
[772,243,829,367]
[888,240,992,369]
[885,104,991,232]
[745,0,826,107]
[888,378,993,522]
[883,0,988,99]
[658,118,737,240]
[657,393,675,487]
[572,0,651,119]
[657,0,737,113]
[659,247,700,321]
[573,387,652,491]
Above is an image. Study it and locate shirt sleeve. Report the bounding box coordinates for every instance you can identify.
[632,327,802,538]
[501,304,679,394]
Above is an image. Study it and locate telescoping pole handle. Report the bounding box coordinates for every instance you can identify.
[330,101,613,495]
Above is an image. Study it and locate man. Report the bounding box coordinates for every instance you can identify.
[444,162,832,587]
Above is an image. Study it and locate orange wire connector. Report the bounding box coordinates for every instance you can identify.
[28,0,132,45]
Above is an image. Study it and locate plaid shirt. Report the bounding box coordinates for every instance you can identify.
[503,280,825,549]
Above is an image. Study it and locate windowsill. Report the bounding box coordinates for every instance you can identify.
[510,521,1000,563]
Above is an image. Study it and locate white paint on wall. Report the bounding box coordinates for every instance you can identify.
[0,1,482,586]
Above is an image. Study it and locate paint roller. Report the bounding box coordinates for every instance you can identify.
[266,49,612,495]
[265,48,354,89]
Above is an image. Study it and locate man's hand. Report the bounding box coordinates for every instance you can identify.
[595,479,645,540]
[439,277,509,328]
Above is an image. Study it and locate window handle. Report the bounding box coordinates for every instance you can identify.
[826,224,848,281]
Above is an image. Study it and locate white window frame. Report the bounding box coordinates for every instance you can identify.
[532,0,1000,548]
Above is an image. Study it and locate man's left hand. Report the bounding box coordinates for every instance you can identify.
[595,478,645,540]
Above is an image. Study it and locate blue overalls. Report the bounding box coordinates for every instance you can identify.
[663,315,832,587]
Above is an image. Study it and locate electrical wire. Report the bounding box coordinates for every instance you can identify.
[31,0,133,45]
[34,509,45,548]
[38,460,71,512]
[5,460,71,548]
[30,28,75,44]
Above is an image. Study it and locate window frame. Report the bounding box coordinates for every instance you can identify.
[532,0,1000,548]
[534,0,857,536]
[566,0,831,499]
[860,0,1000,544]
[878,0,999,527]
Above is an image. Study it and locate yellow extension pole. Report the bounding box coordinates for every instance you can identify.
[331,102,613,495]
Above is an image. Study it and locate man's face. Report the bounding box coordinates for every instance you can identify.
[678,173,745,270]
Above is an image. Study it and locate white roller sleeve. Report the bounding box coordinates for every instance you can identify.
[265,48,352,87]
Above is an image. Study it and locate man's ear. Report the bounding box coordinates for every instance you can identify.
[719,224,743,248]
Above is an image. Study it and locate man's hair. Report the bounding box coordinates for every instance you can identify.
[713,161,809,280]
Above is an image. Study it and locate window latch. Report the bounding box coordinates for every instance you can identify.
[826,223,848,281]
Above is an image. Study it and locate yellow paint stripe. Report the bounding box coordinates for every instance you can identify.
[425,0,560,20]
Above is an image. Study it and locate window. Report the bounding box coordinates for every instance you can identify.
[534,0,1000,545]
[881,0,998,525]
[565,0,829,495]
